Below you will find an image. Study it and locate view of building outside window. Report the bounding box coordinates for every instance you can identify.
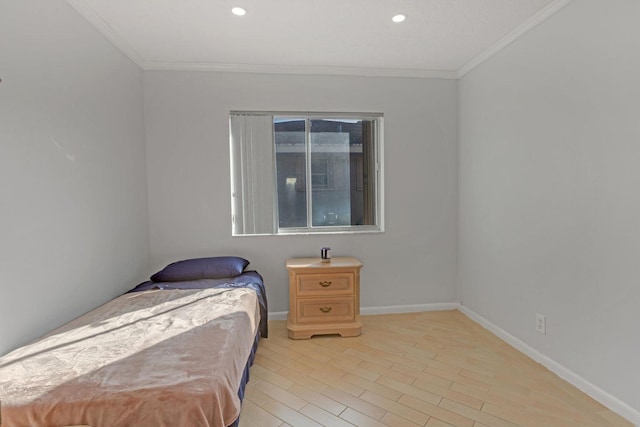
[275,118,373,229]
[230,112,381,235]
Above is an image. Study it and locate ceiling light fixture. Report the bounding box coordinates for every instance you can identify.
[392,14,406,23]
[231,7,247,16]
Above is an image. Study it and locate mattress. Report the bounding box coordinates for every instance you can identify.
[0,287,260,427]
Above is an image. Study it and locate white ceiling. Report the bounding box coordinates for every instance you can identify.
[67,0,572,79]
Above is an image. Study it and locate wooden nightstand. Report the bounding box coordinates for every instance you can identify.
[286,257,363,339]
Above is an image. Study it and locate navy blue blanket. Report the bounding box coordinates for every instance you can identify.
[128,271,268,338]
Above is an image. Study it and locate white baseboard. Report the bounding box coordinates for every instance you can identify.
[268,311,288,321]
[457,305,640,426]
[268,302,458,322]
[360,303,459,315]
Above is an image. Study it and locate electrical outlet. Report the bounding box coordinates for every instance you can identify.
[536,313,546,335]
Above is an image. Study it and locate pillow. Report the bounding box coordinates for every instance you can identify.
[150,256,249,282]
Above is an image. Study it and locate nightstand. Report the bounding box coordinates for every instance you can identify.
[286,257,363,339]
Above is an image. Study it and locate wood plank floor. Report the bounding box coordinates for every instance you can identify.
[239,310,632,427]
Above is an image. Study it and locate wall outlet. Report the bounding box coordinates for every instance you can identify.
[536,313,546,335]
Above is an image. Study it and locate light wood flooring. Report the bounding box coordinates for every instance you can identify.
[239,310,632,427]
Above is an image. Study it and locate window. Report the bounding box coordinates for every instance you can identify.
[230,112,384,235]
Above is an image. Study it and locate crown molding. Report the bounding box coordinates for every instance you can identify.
[65,0,144,68]
[67,0,572,80]
[456,0,576,78]
[142,60,458,80]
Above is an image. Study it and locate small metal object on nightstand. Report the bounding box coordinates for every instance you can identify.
[320,247,331,263]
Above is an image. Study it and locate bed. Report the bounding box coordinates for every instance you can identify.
[0,257,267,427]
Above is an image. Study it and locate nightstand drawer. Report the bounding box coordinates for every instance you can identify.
[296,297,355,324]
[297,273,354,296]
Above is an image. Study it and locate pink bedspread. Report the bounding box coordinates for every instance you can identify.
[0,288,260,427]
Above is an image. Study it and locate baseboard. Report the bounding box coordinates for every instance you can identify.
[457,305,640,426]
[268,311,288,321]
[360,303,459,315]
[269,302,458,322]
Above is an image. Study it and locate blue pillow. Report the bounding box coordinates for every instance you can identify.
[150,256,249,282]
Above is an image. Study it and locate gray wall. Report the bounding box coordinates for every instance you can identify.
[0,0,149,355]
[459,0,640,413]
[144,71,458,313]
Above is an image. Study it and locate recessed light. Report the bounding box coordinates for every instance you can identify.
[232,7,246,16]
[392,14,406,23]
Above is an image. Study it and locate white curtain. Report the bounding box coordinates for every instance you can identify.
[229,114,276,235]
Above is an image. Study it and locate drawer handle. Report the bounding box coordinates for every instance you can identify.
[319,306,333,313]
[319,281,332,287]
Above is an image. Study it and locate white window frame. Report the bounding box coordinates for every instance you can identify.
[230,111,385,236]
